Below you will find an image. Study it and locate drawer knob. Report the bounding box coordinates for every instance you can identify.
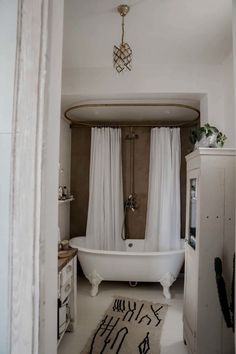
[66,265,72,273]
[65,284,71,292]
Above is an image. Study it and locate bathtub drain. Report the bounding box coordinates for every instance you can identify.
[129,281,138,287]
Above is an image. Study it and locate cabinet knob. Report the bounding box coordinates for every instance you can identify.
[66,265,72,273]
[65,284,71,292]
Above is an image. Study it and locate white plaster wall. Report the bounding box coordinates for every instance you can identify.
[62,63,225,132]
[58,118,71,240]
[62,44,236,146]
[0,1,18,352]
[221,52,235,147]
[232,1,236,351]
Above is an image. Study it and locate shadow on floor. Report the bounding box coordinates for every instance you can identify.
[161,341,188,354]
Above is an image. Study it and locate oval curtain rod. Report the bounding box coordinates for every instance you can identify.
[64,103,200,128]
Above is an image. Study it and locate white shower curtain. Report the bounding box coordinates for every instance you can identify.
[145,128,181,251]
[86,128,125,251]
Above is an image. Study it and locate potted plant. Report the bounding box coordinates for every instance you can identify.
[190,123,227,149]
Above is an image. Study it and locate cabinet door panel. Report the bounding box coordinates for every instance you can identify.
[184,243,197,346]
[197,166,224,354]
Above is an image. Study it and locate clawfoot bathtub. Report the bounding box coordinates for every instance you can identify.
[69,237,184,299]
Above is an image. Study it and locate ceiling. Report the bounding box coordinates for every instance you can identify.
[63,0,232,69]
[62,1,231,122]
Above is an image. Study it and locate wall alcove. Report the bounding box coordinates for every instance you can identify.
[63,100,200,240]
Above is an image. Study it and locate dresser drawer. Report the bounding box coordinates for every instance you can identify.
[60,278,72,303]
[60,259,73,286]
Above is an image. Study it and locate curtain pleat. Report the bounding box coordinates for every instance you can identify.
[86,128,125,251]
[145,127,181,251]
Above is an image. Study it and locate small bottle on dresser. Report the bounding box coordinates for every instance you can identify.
[63,186,68,199]
[58,186,63,200]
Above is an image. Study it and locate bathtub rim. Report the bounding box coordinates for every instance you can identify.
[69,236,185,257]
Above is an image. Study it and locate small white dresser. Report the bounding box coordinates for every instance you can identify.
[183,148,235,354]
[57,248,77,346]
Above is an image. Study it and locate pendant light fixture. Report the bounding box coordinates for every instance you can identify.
[113,4,132,73]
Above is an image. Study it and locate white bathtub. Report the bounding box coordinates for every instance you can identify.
[69,237,185,299]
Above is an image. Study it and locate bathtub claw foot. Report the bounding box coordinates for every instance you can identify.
[91,284,99,297]
[160,272,176,299]
[163,286,171,299]
[86,270,103,297]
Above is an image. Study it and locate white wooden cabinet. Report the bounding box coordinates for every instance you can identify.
[57,250,77,346]
[183,148,235,354]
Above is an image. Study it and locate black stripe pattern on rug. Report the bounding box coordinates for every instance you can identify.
[81,296,168,354]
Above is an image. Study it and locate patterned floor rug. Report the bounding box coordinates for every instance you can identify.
[81,296,168,354]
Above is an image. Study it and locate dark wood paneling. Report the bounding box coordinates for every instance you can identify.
[70,126,193,239]
[70,127,91,237]
[122,127,150,239]
[180,127,194,238]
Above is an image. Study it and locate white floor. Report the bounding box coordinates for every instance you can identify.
[58,275,188,354]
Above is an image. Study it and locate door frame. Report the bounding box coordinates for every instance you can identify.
[233,2,236,352]
[7,1,64,353]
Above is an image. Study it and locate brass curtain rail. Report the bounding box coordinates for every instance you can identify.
[64,103,200,128]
